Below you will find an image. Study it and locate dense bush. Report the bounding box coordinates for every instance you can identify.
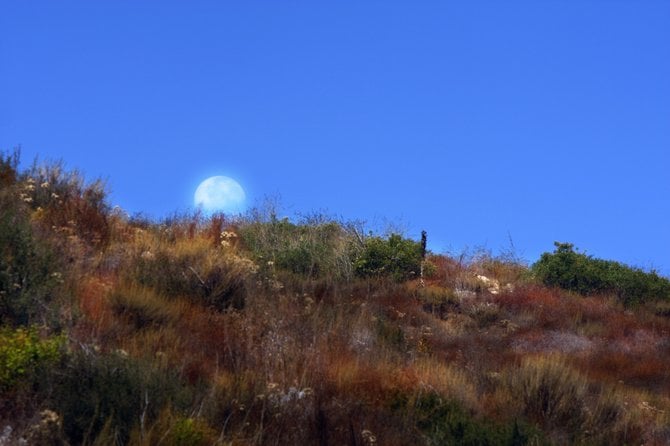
[353,233,423,282]
[532,242,670,305]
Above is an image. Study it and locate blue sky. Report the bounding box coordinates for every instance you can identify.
[1,2,669,273]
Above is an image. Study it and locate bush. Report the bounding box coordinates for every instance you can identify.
[0,327,65,391]
[0,189,62,326]
[532,242,670,305]
[354,233,423,282]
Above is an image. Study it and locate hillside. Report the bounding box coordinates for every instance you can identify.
[2,151,670,445]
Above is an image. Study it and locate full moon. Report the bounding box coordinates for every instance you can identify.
[194,176,246,215]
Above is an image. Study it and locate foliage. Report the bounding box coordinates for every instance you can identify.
[353,233,423,282]
[532,242,670,304]
[0,327,65,391]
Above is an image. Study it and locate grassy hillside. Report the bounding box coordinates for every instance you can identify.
[2,151,670,445]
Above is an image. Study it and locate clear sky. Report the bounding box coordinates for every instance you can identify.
[2,2,669,274]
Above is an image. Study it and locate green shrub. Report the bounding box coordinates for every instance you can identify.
[0,327,65,391]
[532,242,670,305]
[353,233,423,282]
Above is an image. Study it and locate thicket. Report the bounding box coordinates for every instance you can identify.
[532,242,670,305]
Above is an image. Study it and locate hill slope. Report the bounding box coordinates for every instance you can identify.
[2,152,670,445]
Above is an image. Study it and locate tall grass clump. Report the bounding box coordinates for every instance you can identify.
[533,242,670,305]
[503,355,589,438]
[126,234,256,310]
[108,283,181,330]
[240,211,355,281]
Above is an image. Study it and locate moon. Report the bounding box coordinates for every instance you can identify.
[194,176,246,215]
